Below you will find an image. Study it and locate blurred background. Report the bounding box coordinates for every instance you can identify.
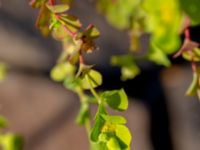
[0,0,200,150]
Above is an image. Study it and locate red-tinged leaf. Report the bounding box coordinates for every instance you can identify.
[29,0,47,8]
[36,5,51,36]
[59,14,82,33]
[84,25,100,39]
[174,39,199,58]
[46,4,70,13]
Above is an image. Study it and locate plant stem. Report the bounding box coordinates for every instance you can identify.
[185,28,190,40]
[86,75,101,104]
[49,0,55,5]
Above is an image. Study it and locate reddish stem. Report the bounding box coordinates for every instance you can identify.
[192,61,197,72]
[49,0,55,5]
[79,53,85,64]
[185,28,190,40]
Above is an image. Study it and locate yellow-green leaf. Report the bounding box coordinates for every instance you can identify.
[186,72,198,96]
[101,89,128,111]
[50,62,75,82]
[81,69,103,90]
[106,137,121,150]
[46,4,70,13]
[115,125,132,148]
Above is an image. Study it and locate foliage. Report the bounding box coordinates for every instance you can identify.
[0,117,23,150]
[97,0,200,99]
[28,0,200,149]
[0,63,7,82]
[31,0,132,149]
[1,0,199,150]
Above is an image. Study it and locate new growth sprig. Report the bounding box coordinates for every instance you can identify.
[174,23,200,99]
[30,0,132,149]
[97,0,200,100]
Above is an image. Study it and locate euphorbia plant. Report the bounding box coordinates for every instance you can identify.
[0,0,199,149]
[30,0,132,149]
[29,0,200,149]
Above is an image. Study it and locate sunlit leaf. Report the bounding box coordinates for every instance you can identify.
[121,65,140,81]
[182,48,200,62]
[101,114,127,125]
[64,76,81,91]
[0,116,7,128]
[50,62,75,82]
[59,14,82,34]
[115,125,132,149]
[97,0,140,29]
[36,5,51,36]
[106,137,121,150]
[98,133,109,142]
[180,0,200,24]
[0,63,7,81]
[29,0,47,8]
[0,134,23,150]
[111,55,140,80]
[101,89,128,111]
[143,0,182,54]
[46,4,69,13]
[147,44,171,67]
[84,25,100,39]
[51,24,70,40]
[81,69,102,90]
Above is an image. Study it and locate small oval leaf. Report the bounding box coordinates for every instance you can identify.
[101,89,128,111]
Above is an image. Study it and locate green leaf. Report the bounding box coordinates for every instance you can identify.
[143,0,182,53]
[46,4,70,13]
[90,105,107,142]
[64,76,81,91]
[84,25,100,39]
[111,55,140,80]
[0,63,7,81]
[0,134,23,150]
[29,0,47,8]
[36,5,51,36]
[90,115,105,142]
[121,65,140,81]
[81,69,103,90]
[98,133,109,142]
[147,44,171,67]
[182,48,200,62]
[152,33,181,54]
[51,24,70,40]
[180,0,200,24]
[111,55,134,67]
[115,125,132,149]
[59,0,73,4]
[76,102,89,125]
[101,89,128,111]
[91,141,109,150]
[101,114,127,125]
[50,62,75,82]
[97,0,140,29]
[59,14,82,33]
[106,137,121,150]
[0,116,7,128]
[186,72,198,96]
